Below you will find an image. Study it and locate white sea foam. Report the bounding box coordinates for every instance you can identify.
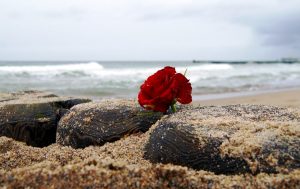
[0,61,299,97]
[0,62,234,81]
[178,63,233,71]
[0,62,103,76]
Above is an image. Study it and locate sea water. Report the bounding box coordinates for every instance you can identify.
[0,61,300,99]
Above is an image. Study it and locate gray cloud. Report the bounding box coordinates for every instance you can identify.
[0,0,299,60]
[228,3,300,48]
[137,1,300,48]
[138,6,205,21]
[42,7,86,19]
[255,14,300,48]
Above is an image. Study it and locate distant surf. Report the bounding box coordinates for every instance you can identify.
[0,61,300,98]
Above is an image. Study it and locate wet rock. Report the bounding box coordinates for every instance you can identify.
[57,99,163,148]
[144,105,300,175]
[0,91,90,147]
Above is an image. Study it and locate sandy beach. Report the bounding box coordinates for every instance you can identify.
[0,91,300,188]
[194,88,300,108]
[2,0,300,187]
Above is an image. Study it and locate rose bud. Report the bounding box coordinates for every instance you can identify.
[138,66,192,113]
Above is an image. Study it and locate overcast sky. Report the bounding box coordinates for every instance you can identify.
[0,0,299,60]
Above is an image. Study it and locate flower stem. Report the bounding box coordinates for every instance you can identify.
[171,103,177,113]
[184,68,188,76]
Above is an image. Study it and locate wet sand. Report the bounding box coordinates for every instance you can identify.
[194,88,300,108]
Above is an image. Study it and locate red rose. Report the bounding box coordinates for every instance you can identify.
[138,66,192,113]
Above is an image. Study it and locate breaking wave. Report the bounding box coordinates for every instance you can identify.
[0,61,299,97]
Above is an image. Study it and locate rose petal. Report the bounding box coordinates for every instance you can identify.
[172,73,192,104]
[138,66,191,113]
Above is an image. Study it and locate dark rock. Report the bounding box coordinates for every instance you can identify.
[144,105,300,175]
[57,99,163,148]
[0,91,91,147]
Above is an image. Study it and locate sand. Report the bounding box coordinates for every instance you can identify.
[1,116,300,188]
[195,88,300,108]
[1,89,300,188]
[1,132,300,188]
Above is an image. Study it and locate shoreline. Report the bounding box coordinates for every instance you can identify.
[87,87,300,108]
[194,88,300,108]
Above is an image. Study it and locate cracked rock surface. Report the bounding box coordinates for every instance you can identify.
[57,99,163,148]
[1,95,300,188]
[0,91,90,147]
[144,105,300,175]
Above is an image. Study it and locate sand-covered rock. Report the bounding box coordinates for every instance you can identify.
[1,159,300,189]
[0,91,90,147]
[144,105,300,174]
[0,135,299,189]
[56,99,163,148]
[1,97,300,188]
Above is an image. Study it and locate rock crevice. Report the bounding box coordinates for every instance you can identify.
[0,91,90,147]
[144,105,300,175]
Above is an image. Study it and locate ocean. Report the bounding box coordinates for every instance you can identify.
[0,61,300,99]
